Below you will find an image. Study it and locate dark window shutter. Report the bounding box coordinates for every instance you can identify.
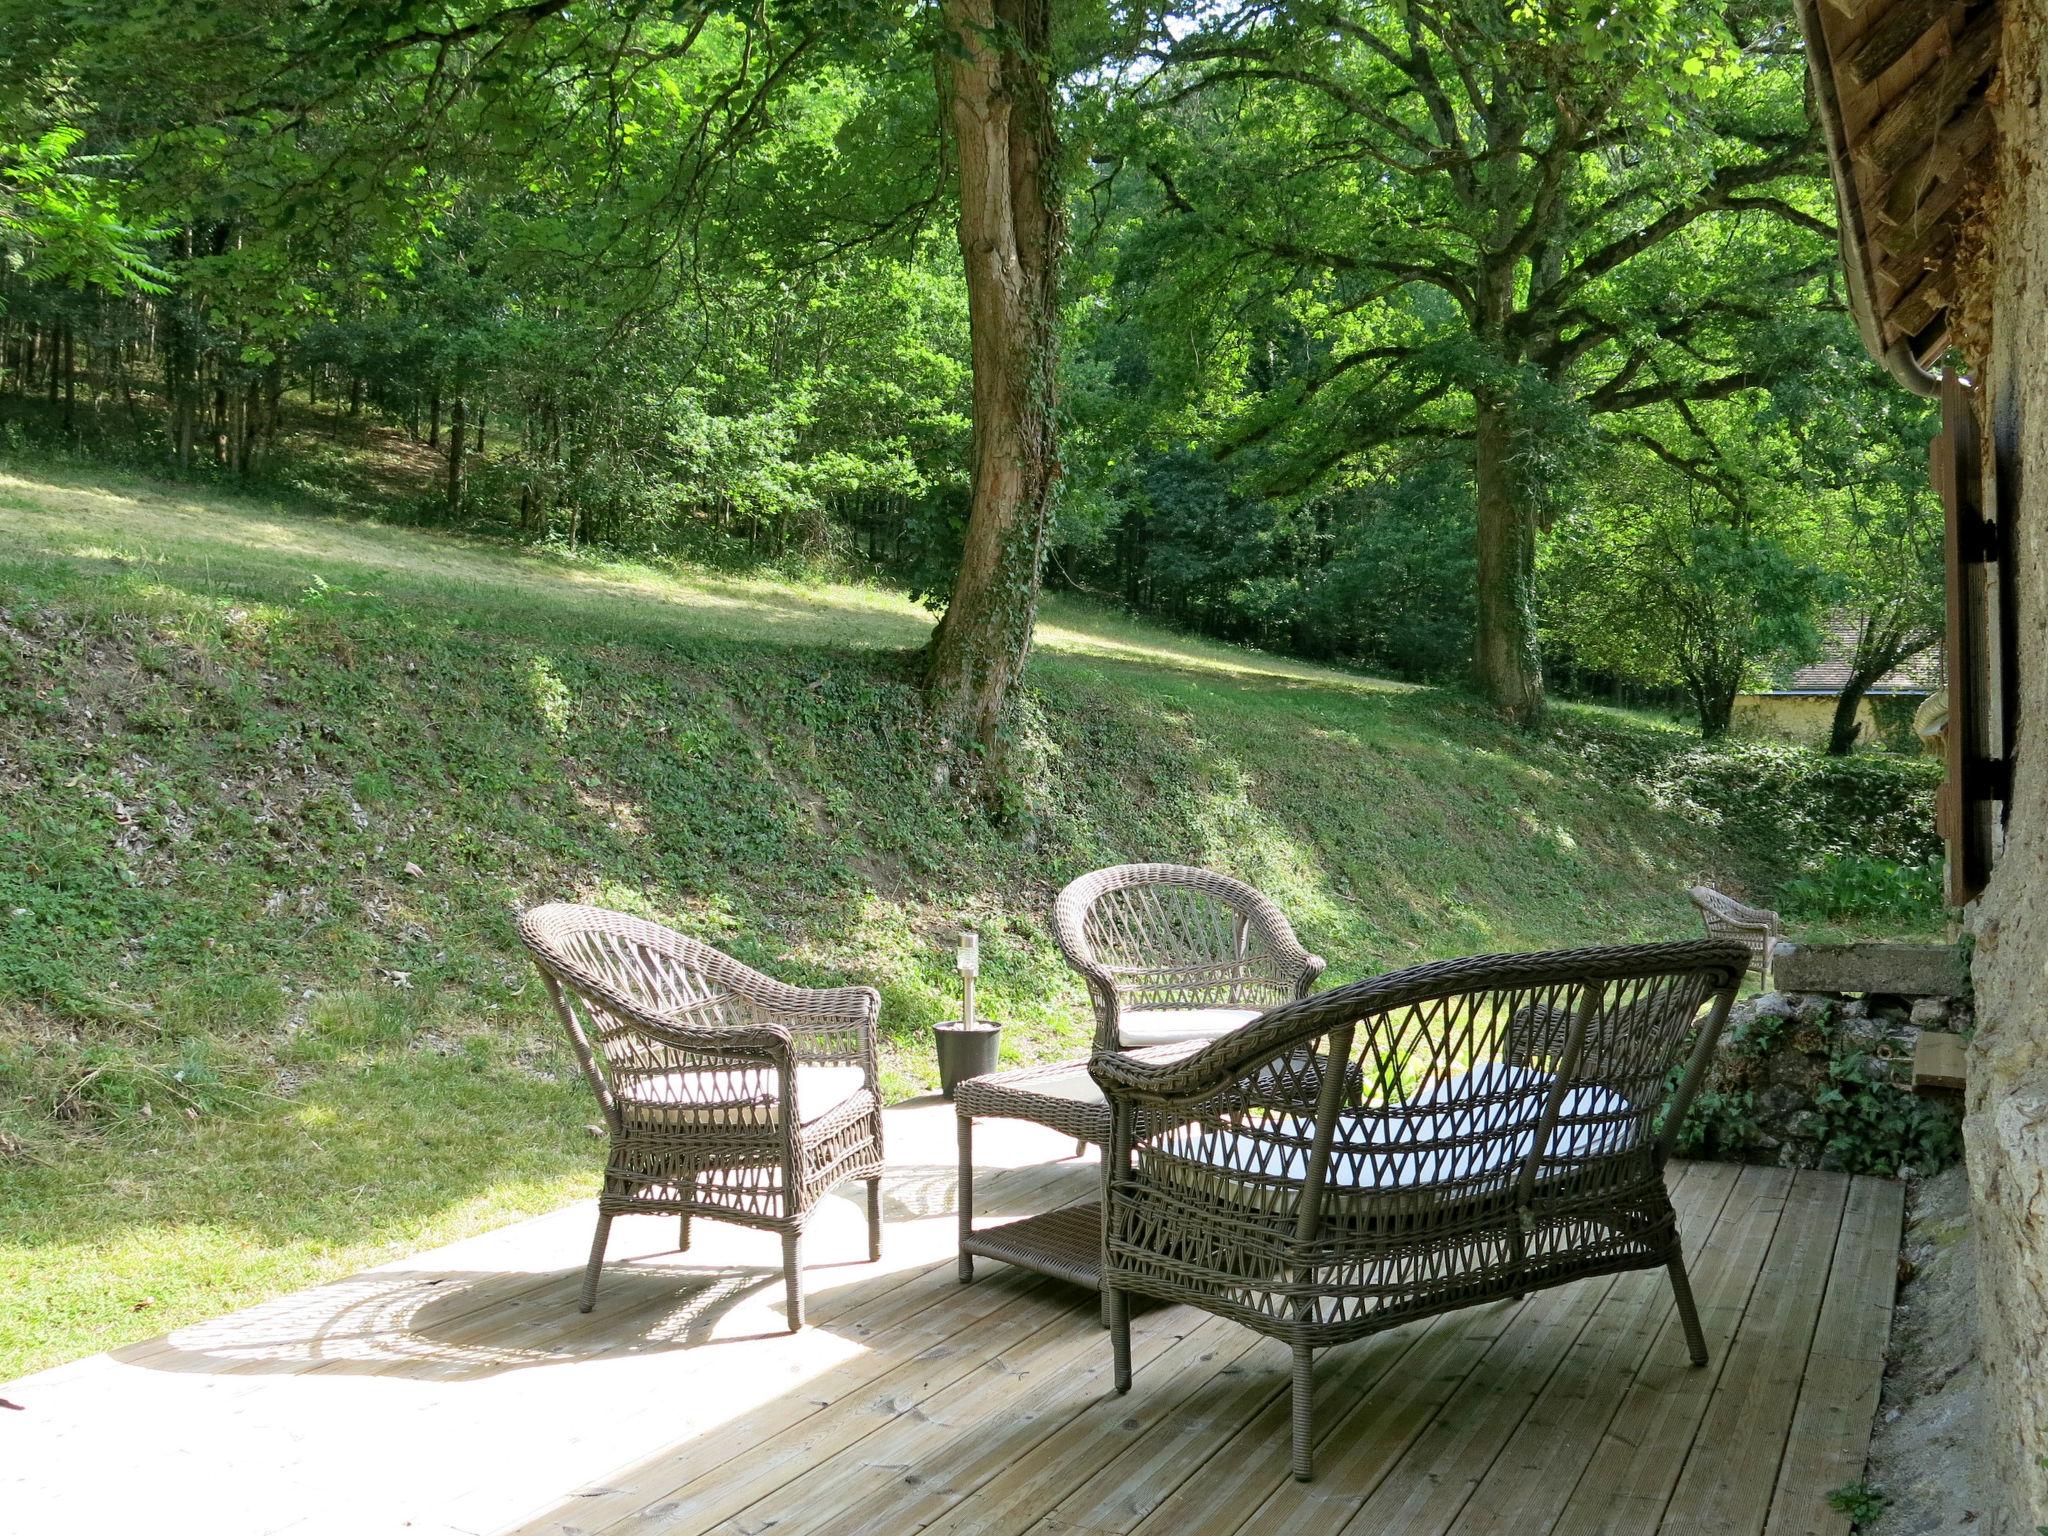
[1932,368,2013,904]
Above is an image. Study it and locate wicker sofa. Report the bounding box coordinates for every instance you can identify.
[1090,939,1747,1481]
[519,903,885,1329]
[1054,863,1325,1053]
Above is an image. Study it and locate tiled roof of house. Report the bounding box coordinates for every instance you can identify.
[1754,620,1943,696]
[1795,0,1998,395]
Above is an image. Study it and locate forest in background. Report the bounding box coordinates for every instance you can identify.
[0,0,1945,747]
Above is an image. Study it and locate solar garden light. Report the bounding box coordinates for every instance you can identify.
[934,927,1002,1097]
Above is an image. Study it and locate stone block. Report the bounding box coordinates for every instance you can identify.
[1911,997,1952,1028]
[1770,941,1969,999]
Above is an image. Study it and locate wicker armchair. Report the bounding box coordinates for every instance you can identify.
[1054,864,1325,1053]
[518,904,885,1329]
[1688,885,1780,987]
[1091,940,1747,1482]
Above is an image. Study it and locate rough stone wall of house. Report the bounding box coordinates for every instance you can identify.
[1972,5,2048,1525]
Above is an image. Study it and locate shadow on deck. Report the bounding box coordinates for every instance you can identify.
[0,1100,1899,1536]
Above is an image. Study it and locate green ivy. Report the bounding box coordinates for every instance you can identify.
[1667,1082,1762,1160]
[1813,1050,1962,1177]
[1826,1481,1889,1527]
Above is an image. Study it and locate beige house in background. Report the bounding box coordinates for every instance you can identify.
[1732,623,1941,748]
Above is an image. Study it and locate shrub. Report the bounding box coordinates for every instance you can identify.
[1648,739,1942,869]
[1782,852,1945,926]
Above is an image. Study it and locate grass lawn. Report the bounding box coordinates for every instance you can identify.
[0,458,1841,1378]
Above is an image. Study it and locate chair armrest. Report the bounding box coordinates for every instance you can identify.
[760,983,881,1028]
[1091,1008,1311,1106]
[1243,907,1324,1001]
[1292,949,1328,996]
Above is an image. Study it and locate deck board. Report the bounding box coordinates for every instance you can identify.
[0,1100,1898,1536]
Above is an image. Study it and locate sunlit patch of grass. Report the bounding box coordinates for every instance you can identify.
[284,989,416,1062]
[0,1057,595,1378]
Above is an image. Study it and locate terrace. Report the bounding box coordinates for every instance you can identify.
[3,1097,1898,1536]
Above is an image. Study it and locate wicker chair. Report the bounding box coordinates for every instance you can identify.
[1054,864,1325,1054]
[518,903,885,1329]
[1091,940,1747,1482]
[1688,885,1780,987]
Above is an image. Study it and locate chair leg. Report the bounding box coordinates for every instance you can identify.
[1074,1138,1088,1159]
[866,1176,883,1263]
[1668,1249,1709,1366]
[1290,1344,1316,1482]
[1110,1289,1132,1394]
[579,1210,613,1314]
[676,1214,692,1252]
[782,1228,806,1332]
[958,1113,976,1284]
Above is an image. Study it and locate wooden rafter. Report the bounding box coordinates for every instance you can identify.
[1798,0,2000,388]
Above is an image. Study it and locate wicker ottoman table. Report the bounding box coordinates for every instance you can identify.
[954,1045,1200,1310]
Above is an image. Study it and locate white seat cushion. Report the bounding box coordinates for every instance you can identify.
[1011,1064,1104,1105]
[617,1064,869,1128]
[1182,1065,1635,1197]
[1118,1006,1262,1047]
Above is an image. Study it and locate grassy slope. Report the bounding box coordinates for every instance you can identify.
[0,460,1739,1378]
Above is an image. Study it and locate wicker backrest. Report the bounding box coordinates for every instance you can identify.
[1095,941,1746,1329]
[518,903,836,1132]
[1688,886,1778,980]
[1054,865,1323,1041]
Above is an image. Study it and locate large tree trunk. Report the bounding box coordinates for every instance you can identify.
[1698,685,1738,739]
[921,0,1064,780]
[1472,387,1545,725]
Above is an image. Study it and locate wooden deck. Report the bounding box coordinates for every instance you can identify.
[0,1099,1901,1536]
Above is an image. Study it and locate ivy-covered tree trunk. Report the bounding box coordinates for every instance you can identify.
[922,0,1063,781]
[1472,386,1545,726]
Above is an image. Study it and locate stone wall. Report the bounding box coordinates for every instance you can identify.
[1682,988,1963,1175]
[1969,7,2048,1525]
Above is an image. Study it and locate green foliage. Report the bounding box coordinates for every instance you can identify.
[1826,1481,1890,1527]
[1649,740,1943,869]
[1664,996,1961,1176]
[0,0,1941,723]
[1665,1082,1761,1161]
[1868,694,1926,753]
[0,126,167,301]
[1782,853,1945,926]
[1541,346,1940,740]
[1813,1050,1962,1178]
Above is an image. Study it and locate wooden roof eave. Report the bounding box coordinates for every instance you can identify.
[1796,0,1946,399]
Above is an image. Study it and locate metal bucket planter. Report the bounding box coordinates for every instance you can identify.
[934,1021,1005,1097]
